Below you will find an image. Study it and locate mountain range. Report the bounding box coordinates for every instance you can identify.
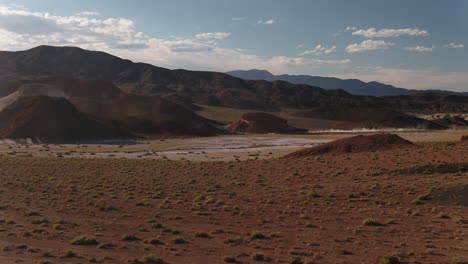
[0,45,467,114]
[226,69,468,97]
[0,45,467,141]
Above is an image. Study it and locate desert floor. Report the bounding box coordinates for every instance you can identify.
[0,129,466,161]
[0,130,467,263]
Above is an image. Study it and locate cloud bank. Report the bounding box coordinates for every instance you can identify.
[444,43,464,49]
[75,11,100,16]
[346,40,395,53]
[300,44,336,55]
[257,19,277,24]
[195,32,231,40]
[402,45,435,52]
[0,5,348,75]
[352,28,429,38]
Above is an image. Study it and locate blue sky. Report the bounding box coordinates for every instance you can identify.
[0,0,467,91]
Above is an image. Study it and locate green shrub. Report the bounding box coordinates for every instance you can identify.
[172,236,187,244]
[195,232,209,238]
[31,218,49,224]
[250,231,268,240]
[290,257,303,264]
[144,238,163,245]
[143,255,165,264]
[96,243,114,249]
[223,256,236,263]
[63,250,77,258]
[252,252,265,261]
[362,218,382,226]
[70,235,98,245]
[121,234,140,242]
[380,256,402,264]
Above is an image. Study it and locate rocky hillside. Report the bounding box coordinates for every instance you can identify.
[0,96,130,142]
[294,106,445,130]
[70,94,223,136]
[0,73,124,99]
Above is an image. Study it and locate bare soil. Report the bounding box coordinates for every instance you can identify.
[0,136,467,263]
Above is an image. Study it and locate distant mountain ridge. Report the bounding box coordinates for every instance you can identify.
[0,46,365,110]
[225,69,468,96]
[1,45,467,139]
[0,46,467,115]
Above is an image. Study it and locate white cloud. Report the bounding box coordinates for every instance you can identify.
[402,45,434,52]
[257,19,277,24]
[75,11,100,16]
[300,44,336,55]
[0,5,349,75]
[296,43,304,50]
[232,17,246,21]
[0,6,141,48]
[444,43,464,49]
[335,68,468,92]
[352,28,429,38]
[345,40,395,53]
[195,32,231,40]
[345,26,357,31]
[162,40,213,53]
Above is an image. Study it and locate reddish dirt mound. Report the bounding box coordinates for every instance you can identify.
[285,134,414,158]
[425,184,468,206]
[70,94,222,136]
[226,112,306,134]
[460,135,468,144]
[0,96,130,142]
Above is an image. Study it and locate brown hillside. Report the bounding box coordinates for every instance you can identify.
[432,116,468,128]
[0,96,130,142]
[284,134,414,158]
[226,113,306,134]
[294,106,445,130]
[0,83,66,112]
[70,94,222,136]
[0,73,124,99]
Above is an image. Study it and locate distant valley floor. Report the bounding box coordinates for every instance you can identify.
[0,130,466,161]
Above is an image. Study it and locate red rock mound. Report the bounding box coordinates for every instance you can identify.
[226,113,306,134]
[0,96,131,142]
[459,135,468,145]
[425,184,468,206]
[284,134,414,158]
[70,94,222,136]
